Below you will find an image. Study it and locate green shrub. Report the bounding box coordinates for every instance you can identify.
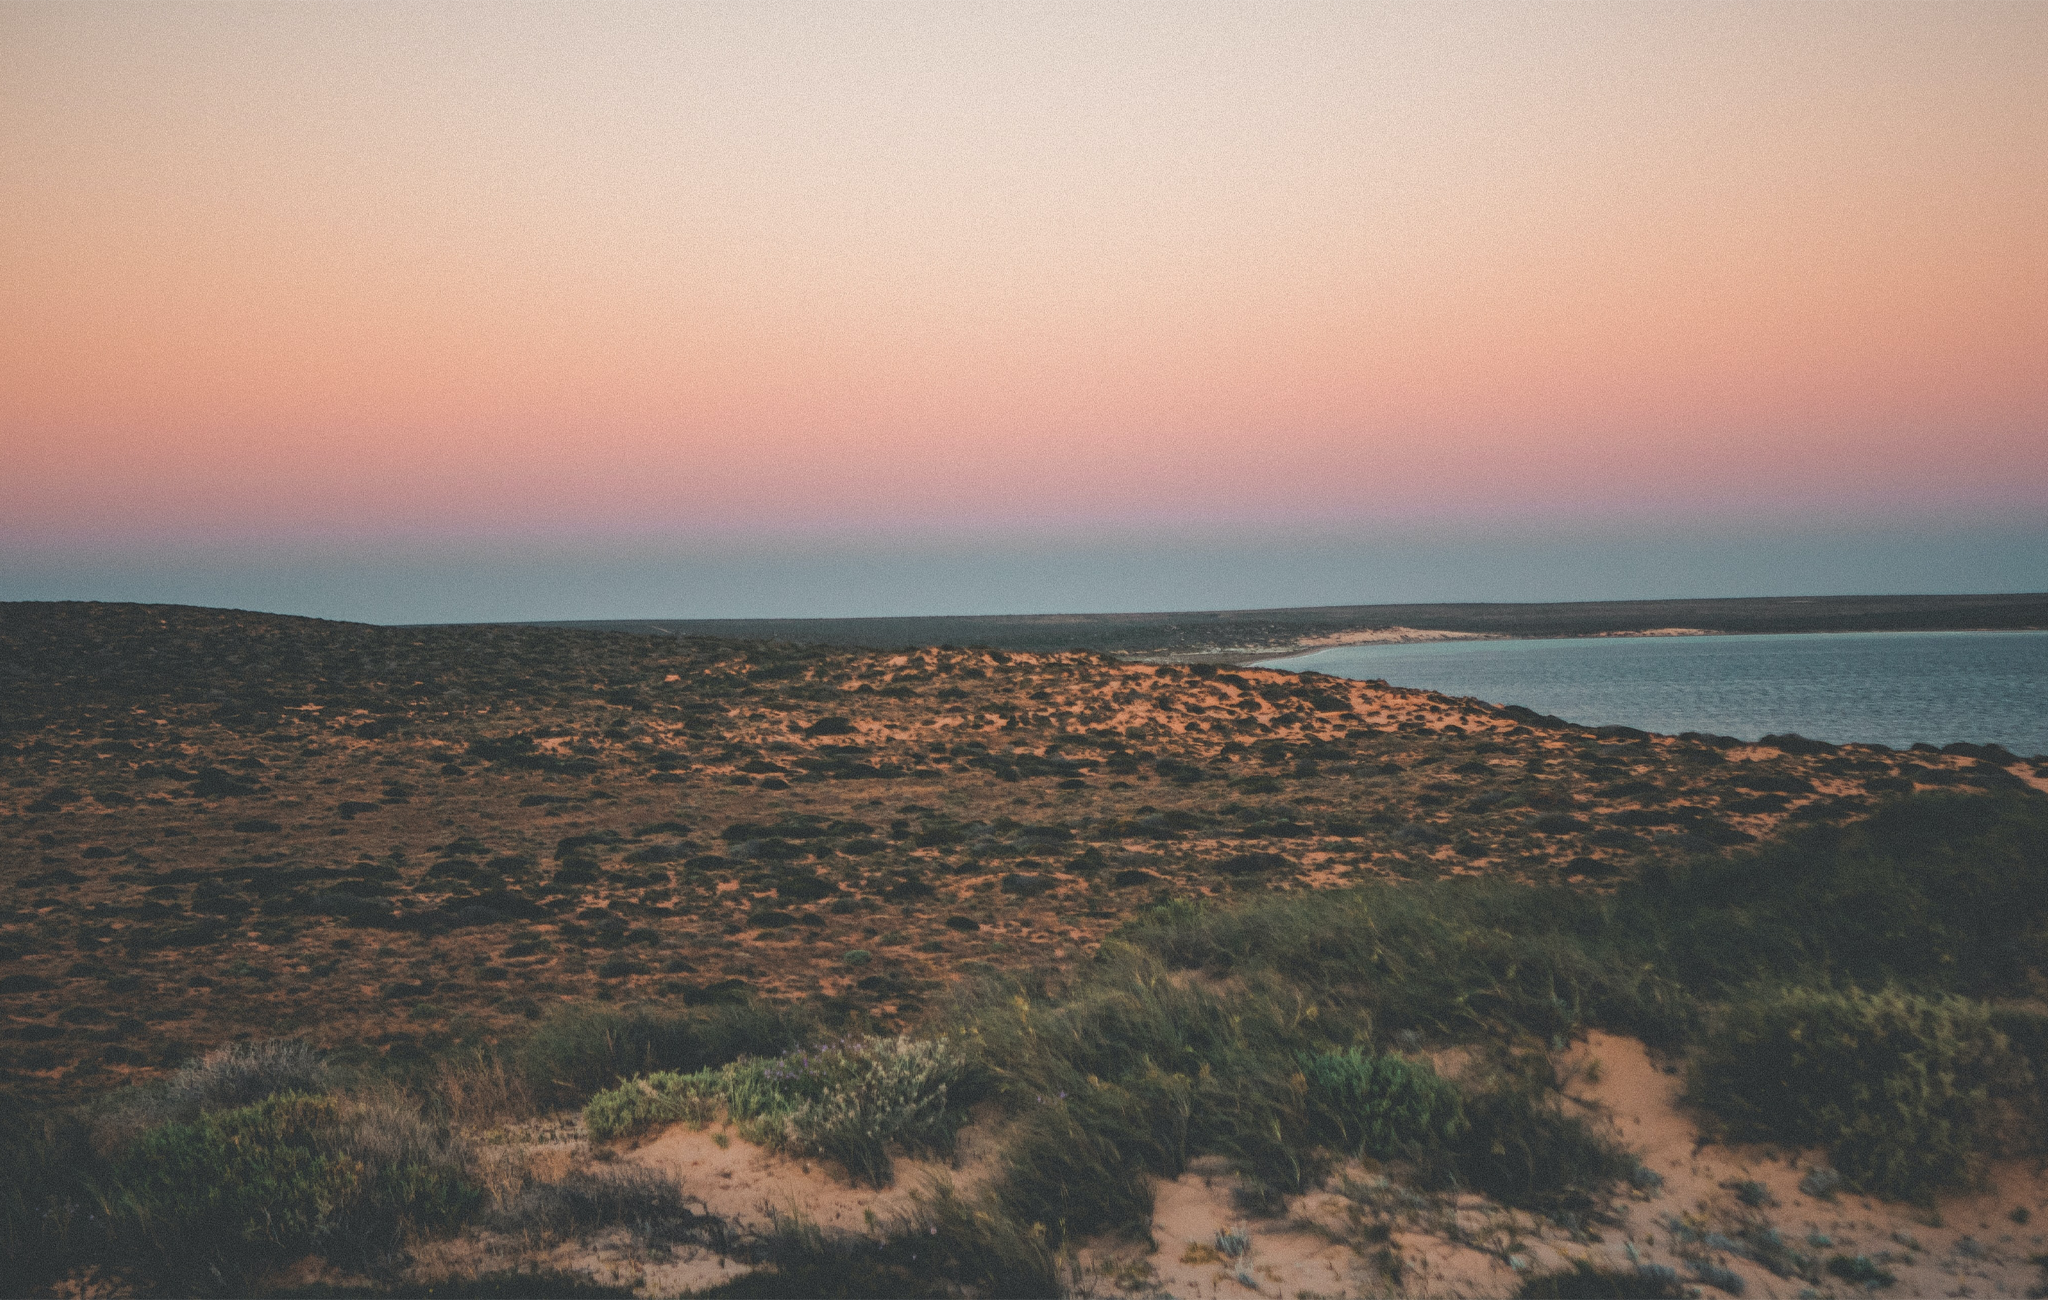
[1111,790,2048,1044]
[1826,1253,1897,1286]
[1990,1004,2048,1151]
[1300,1048,1465,1159]
[953,954,1349,1240]
[90,1038,333,1151]
[943,946,1647,1240]
[992,1099,1160,1242]
[91,1092,479,1291]
[1688,985,2033,1199]
[94,1094,361,1285]
[517,1000,814,1107]
[780,1036,966,1185]
[582,1070,719,1141]
[585,1035,966,1186]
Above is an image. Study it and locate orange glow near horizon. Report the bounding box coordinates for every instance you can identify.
[4,1,2046,548]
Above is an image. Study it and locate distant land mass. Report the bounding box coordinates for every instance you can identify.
[532,591,2048,664]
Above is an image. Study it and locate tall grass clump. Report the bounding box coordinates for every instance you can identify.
[161,1038,331,1113]
[962,951,1335,1239]
[433,1044,535,1128]
[1688,984,2035,1200]
[1443,1054,1637,1212]
[586,1035,967,1187]
[952,940,1645,1242]
[89,1038,333,1150]
[89,1090,479,1291]
[518,1000,815,1107]
[1300,1047,1465,1159]
[1114,884,1693,1047]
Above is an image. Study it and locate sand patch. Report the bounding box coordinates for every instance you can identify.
[402,1220,742,1298]
[626,1112,1003,1238]
[386,1111,1008,1298]
[1293,628,1501,651]
[1565,1029,2048,1300]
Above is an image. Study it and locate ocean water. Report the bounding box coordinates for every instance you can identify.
[1258,630,2048,757]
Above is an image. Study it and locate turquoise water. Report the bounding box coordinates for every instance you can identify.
[1258,630,2048,757]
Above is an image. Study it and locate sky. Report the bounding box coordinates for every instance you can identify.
[4,1,2044,623]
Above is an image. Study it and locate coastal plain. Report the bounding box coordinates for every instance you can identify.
[6,600,2048,1299]
[7,600,2042,1094]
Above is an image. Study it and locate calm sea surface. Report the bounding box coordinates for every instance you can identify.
[1257,631,2048,757]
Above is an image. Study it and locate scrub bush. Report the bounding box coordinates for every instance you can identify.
[585,1035,967,1187]
[1687,984,2034,1199]
[582,1069,721,1141]
[166,1037,329,1105]
[781,1037,966,1184]
[517,1000,814,1107]
[90,1091,478,1291]
[959,954,1336,1239]
[88,1038,333,1155]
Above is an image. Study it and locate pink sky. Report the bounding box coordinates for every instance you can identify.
[2,2,2044,615]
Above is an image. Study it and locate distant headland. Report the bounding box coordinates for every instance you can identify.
[525,591,2048,665]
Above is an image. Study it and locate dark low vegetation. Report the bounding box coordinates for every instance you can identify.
[1688,985,2034,1199]
[512,1000,815,1110]
[95,1091,478,1289]
[1120,789,2048,1042]
[5,790,2046,1295]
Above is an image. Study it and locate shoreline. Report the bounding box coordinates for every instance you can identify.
[537,592,2048,660]
[1126,622,2048,668]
